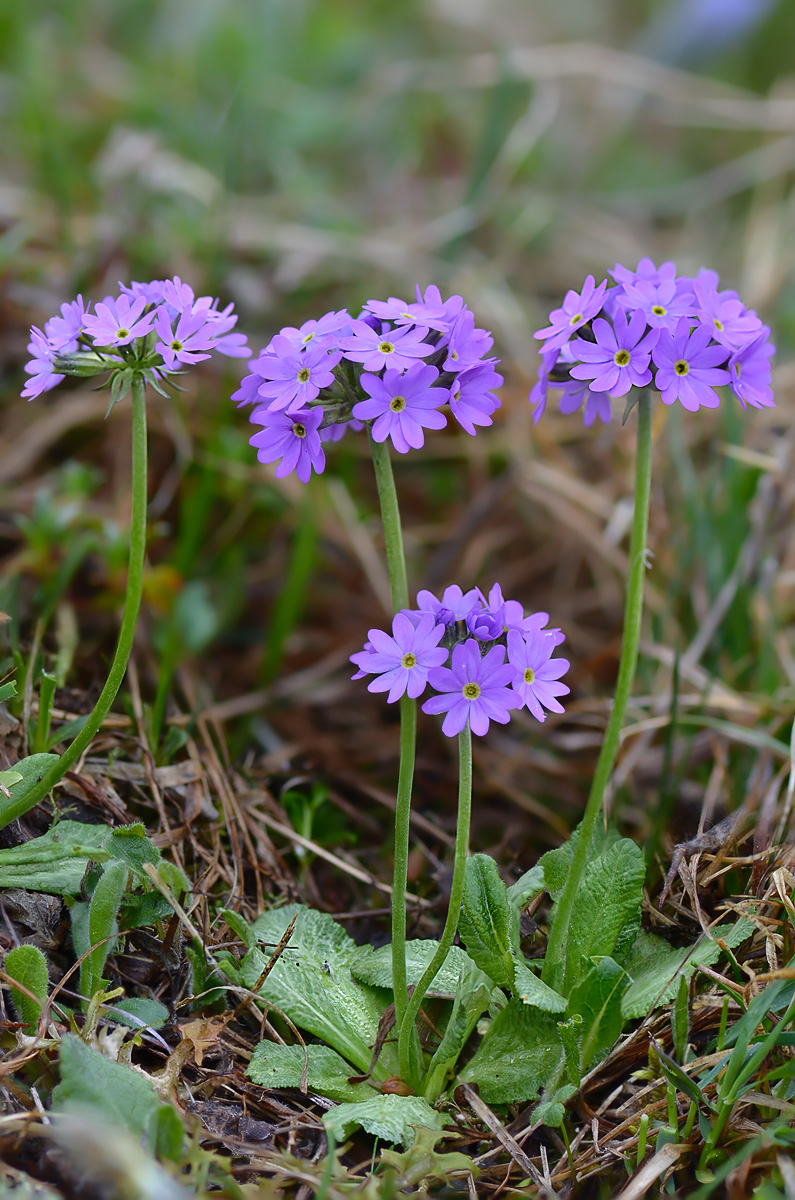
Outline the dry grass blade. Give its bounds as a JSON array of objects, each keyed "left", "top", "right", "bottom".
[{"left": 615, "top": 1142, "right": 687, "bottom": 1200}]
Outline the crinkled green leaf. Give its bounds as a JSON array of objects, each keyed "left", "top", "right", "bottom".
[
  {"left": 247, "top": 1042, "right": 377, "bottom": 1104},
  {"left": 350, "top": 940, "right": 480, "bottom": 998},
  {"left": 5, "top": 945, "right": 49, "bottom": 1033},
  {"left": 621, "top": 921, "right": 754, "bottom": 1020},
  {"left": 228, "top": 904, "right": 397, "bottom": 1079},
  {"left": 458, "top": 999, "right": 564, "bottom": 1104},
  {"left": 0, "top": 820, "right": 166, "bottom": 895},
  {"left": 458, "top": 853, "right": 515, "bottom": 990},
  {"left": 562, "top": 838, "right": 645, "bottom": 991},
  {"left": 52, "top": 1033, "right": 182, "bottom": 1157},
  {"left": 540, "top": 822, "right": 622, "bottom": 903},
  {"left": 513, "top": 958, "right": 568, "bottom": 1013},
  {"left": 323, "top": 1094, "right": 445, "bottom": 1148},
  {"left": 506, "top": 863, "right": 545, "bottom": 910},
  {"left": 81, "top": 860, "right": 129, "bottom": 1005},
  {"left": 381, "top": 1126, "right": 478, "bottom": 1184},
  {"left": 568, "top": 956, "right": 629, "bottom": 1073}
]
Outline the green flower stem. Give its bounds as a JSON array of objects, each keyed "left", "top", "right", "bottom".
[
  {"left": 367, "top": 432, "right": 417, "bottom": 1070},
  {"left": 7, "top": 376, "right": 148, "bottom": 819},
  {"left": 399, "top": 724, "right": 472, "bottom": 1090},
  {"left": 542, "top": 391, "right": 653, "bottom": 993}
]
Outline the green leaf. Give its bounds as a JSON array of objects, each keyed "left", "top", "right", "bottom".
[
  {"left": 380, "top": 1126, "right": 478, "bottom": 1187},
  {"left": 227, "top": 904, "right": 397, "bottom": 1079},
  {"left": 533, "top": 1084, "right": 577, "bottom": 1128},
  {"left": 513, "top": 959, "right": 568, "bottom": 1013},
  {"left": 672, "top": 973, "right": 689, "bottom": 1062},
  {"left": 506, "top": 863, "right": 545, "bottom": 910},
  {"left": 568, "top": 956, "right": 629, "bottom": 1073},
  {"left": 5, "top": 945, "right": 49, "bottom": 1033},
  {"left": 80, "top": 861, "right": 129, "bottom": 1006},
  {"left": 458, "top": 999, "right": 564, "bottom": 1104},
  {"left": 247, "top": 1042, "right": 377, "bottom": 1104},
  {"left": 424, "top": 961, "right": 493, "bottom": 1101},
  {"left": 540, "top": 822, "right": 622, "bottom": 903},
  {"left": 350, "top": 939, "right": 481, "bottom": 998},
  {"left": 323, "top": 1094, "right": 445, "bottom": 1148},
  {"left": 0, "top": 820, "right": 110, "bottom": 893},
  {"left": 0, "top": 680, "right": 17, "bottom": 703},
  {"left": 458, "top": 853, "right": 515, "bottom": 990},
  {"left": 106, "top": 997, "right": 170, "bottom": 1030},
  {"left": 556, "top": 1013, "right": 583, "bottom": 1085},
  {"left": 621, "top": 921, "right": 754, "bottom": 1020},
  {"left": 657, "top": 1045, "right": 714, "bottom": 1113},
  {"left": 562, "top": 838, "right": 645, "bottom": 991},
  {"left": 0, "top": 754, "right": 61, "bottom": 829},
  {"left": 52, "top": 1033, "right": 182, "bottom": 1155}
]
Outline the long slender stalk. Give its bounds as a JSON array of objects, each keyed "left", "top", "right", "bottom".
[
  {"left": 399, "top": 724, "right": 472, "bottom": 1089},
  {"left": 2, "top": 377, "right": 148, "bottom": 825},
  {"left": 367, "top": 432, "right": 417, "bottom": 1065},
  {"left": 542, "top": 392, "right": 653, "bottom": 993}
]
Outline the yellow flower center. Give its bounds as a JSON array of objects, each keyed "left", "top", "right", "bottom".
[
  {"left": 170, "top": 340, "right": 183, "bottom": 351},
  {"left": 651, "top": 305, "right": 667, "bottom": 317},
  {"left": 714, "top": 318, "right": 724, "bottom": 332},
  {"left": 614, "top": 349, "right": 631, "bottom": 367},
  {"left": 379, "top": 341, "right": 395, "bottom": 355},
  {"left": 569, "top": 312, "right": 583, "bottom": 326},
  {"left": 292, "top": 423, "right": 307, "bottom": 438},
  {"left": 302, "top": 332, "right": 315, "bottom": 343},
  {"left": 390, "top": 395, "right": 406, "bottom": 412},
  {"left": 463, "top": 682, "right": 480, "bottom": 700},
  {"left": 117, "top": 327, "right": 129, "bottom": 338},
  {"left": 297, "top": 367, "right": 311, "bottom": 383},
  {"left": 524, "top": 667, "right": 535, "bottom": 684},
  {"left": 674, "top": 360, "right": 689, "bottom": 377},
  {"left": 401, "top": 652, "right": 417, "bottom": 668}
]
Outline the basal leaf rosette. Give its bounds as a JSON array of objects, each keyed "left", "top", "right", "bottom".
[
  {"left": 236, "top": 287, "right": 503, "bottom": 483},
  {"left": 351, "top": 583, "right": 570, "bottom": 737},
  {"left": 530, "top": 259, "right": 775, "bottom": 424}
]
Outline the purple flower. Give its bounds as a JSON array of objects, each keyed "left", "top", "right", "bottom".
[
  {"left": 558, "top": 376, "right": 613, "bottom": 425},
  {"left": 506, "top": 630, "right": 570, "bottom": 722},
  {"left": 45, "top": 296, "right": 88, "bottom": 351},
  {"left": 442, "top": 310, "right": 494, "bottom": 371},
  {"left": 610, "top": 258, "right": 677, "bottom": 289},
  {"left": 22, "top": 327, "right": 66, "bottom": 400},
  {"left": 569, "top": 308, "right": 659, "bottom": 397},
  {"left": 280, "top": 310, "right": 352, "bottom": 351},
  {"left": 652, "top": 318, "right": 731, "bottom": 411},
  {"left": 338, "top": 320, "right": 434, "bottom": 372},
  {"left": 529, "top": 348, "right": 558, "bottom": 424},
  {"left": 415, "top": 284, "right": 465, "bottom": 328},
  {"left": 350, "top": 612, "right": 448, "bottom": 703},
  {"left": 154, "top": 307, "right": 214, "bottom": 369},
  {"left": 693, "top": 277, "right": 763, "bottom": 350},
  {"left": 616, "top": 278, "right": 695, "bottom": 331},
  {"left": 449, "top": 364, "right": 502, "bottom": 434},
  {"left": 534, "top": 275, "right": 608, "bottom": 355},
  {"left": 728, "top": 332, "right": 775, "bottom": 409},
  {"left": 255, "top": 335, "right": 342, "bottom": 412},
  {"left": 363, "top": 296, "right": 449, "bottom": 333},
  {"left": 422, "top": 640, "right": 519, "bottom": 737},
  {"left": 352, "top": 364, "right": 447, "bottom": 453},
  {"left": 249, "top": 405, "right": 325, "bottom": 483},
  {"left": 162, "top": 275, "right": 196, "bottom": 313},
  {"left": 82, "top": 295, "right": 155, "bottom": 347},
  {"left": 415, "top": 585, "right": 481, "bottom": 626}
]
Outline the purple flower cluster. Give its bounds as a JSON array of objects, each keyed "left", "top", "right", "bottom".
[
  {"left": 530, "top": 260, "right": 775, "bottom": 424},
  {"left": 351, "top": 583, "right": 570, "bottom": 737},
  {"left": 22, "top": 277, "right": 249, "bottom": 401},
  {"left": 237, "top": 287, "right": 502, "bottom": 484}
]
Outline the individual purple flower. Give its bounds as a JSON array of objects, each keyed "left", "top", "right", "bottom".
[
  {"left": 415, "top": 585, "right": 481, "bottom": 626},
  {"left": 610, "top": 257, "right": 677, "bottom": 289},
  {"left": 442, "top": 310, "right": 494, "bottom": 371},
  {"left": 162, "top": 275, "right": 196, "bottom": 313},
  {"left": 255, "top": 335, "right": 342, "bottom": 412},
  {"left": 728, "top": 332, "right": 775, "bottom": 409},
  {"left": 153, "top": 307, "right": 215, "bottom": 369},
  {"left": 530, "top": 348, "right": 558, "bottom": 424},
  {"left": 352, "top": 364, "right": 447, "bottom": 453},
  {"left": 616, "top": 278, "right": 695, "bottom": 331},
  {"left": 414, "top": 284, "right": 465, "bottom": 328},
  {"left": 422, "top": 640, "right": 519, "bottom": 737},
  {"left": 534, "top": 275, "right": 608, "bottom": 355},
  {"left": 231, "top": 369, "right": 265, "bottom": 408},
  {"left": 569, "top": 308, "right": 659, "bottom": 397},
  {"left": 363, "top": 296, "right": 449, "bottom": 333},
  {"left": 249, "top": 405, "right": 325, "bottom": 483},
  {"left": 693, "top": 277, "right": 763, "bottom": 350},
  {"left": 349, "top": 612, "right": 448, "bottom": 703},
  {"left": 448, "top": 364, "right": 502, "bottom": 434},
  {"left": 119, "top": 280, "right": 168, "bottom": 306},
  {"left": 82, "top": 295, "right": 155, "bottom": 347},
  {"left": 506, "top": 630, "right": 570, "bottom": 722},
  {"left": 22, "top": 327, "right": 66, "bottom": 400},
  {"left": 193, "top": 299, "right": 251, "bottom": 358},
  {"left": 45, "top": 296, "right": 88, "bottom": 350},
  {"left": 558, "top": 376, "right": 613, "bottom": 425},
  {"left": 338, "top": 320, "right": 435, "bottom": 372},
  {"left": 280, "top": 310, "right": 352, "bottom": 351},
  {"left": 652, "top": 318, "right": 731, "bottom": 411}
]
